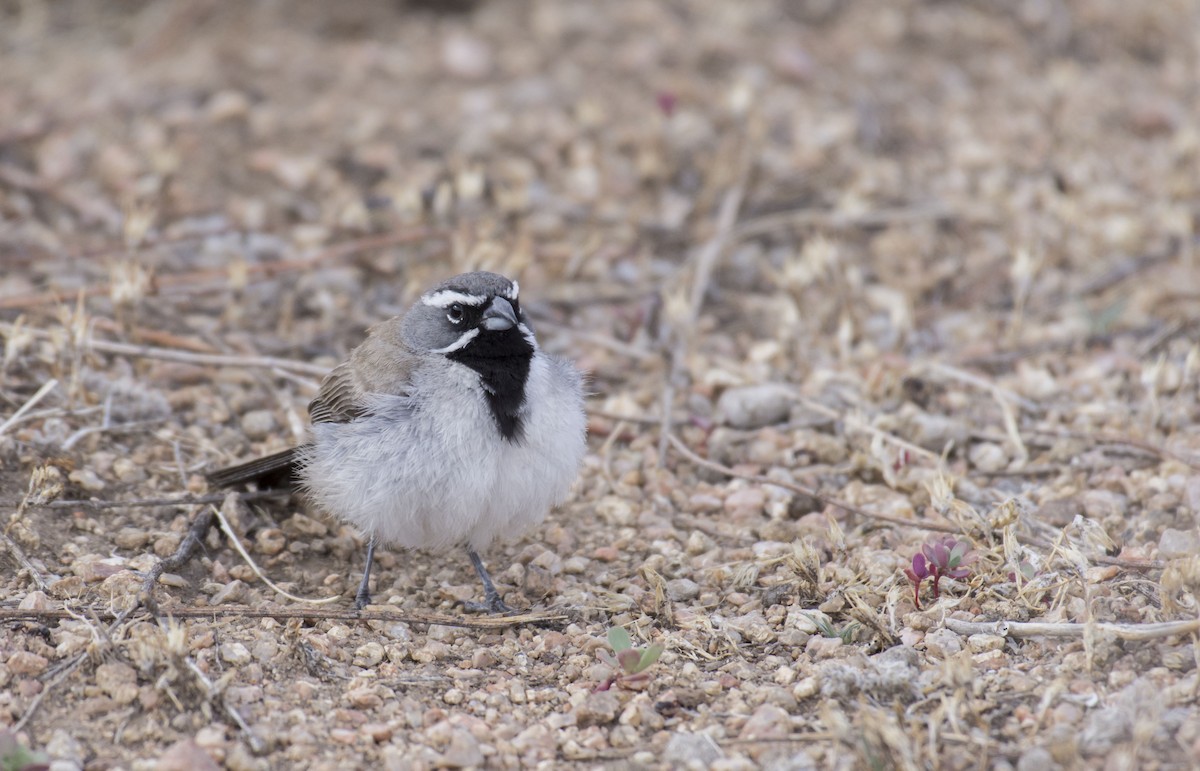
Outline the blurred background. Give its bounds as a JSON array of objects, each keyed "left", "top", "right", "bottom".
[{"left": 2, "top": 0, "right": 1194, "bottom": 374}]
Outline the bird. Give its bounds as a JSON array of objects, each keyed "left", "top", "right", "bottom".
[{"left": 207, "top": 271, "right": 588, "bottom": 612}]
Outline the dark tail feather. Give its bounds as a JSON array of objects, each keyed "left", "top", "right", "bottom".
[{"left": 207, "top": 447, "right": 302, "bottom": 490}]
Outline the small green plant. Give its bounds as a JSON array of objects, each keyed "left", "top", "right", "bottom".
[
  {"left": 903, "top": 536, "right": 977, "bottom": 609},
  {"left": 806, "top": 613, "right": 860, "bottom": 644},
  {"left": 595, "top": 626, "right": 664, "bottom": 692},
  {"left": 0, "top": 730, "right": 49, "bottom": 771}
]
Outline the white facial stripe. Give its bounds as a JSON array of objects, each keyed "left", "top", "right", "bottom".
[
  {"left": 422, "top": 290, "right": 488, "bottom": 309},
  {"left": 430, "top": 328, "right": 479, "bottom": 354},
  {"left": 517, "top": 322, "right": 538, "bottom": 348},
  {"left": 504, "top": 281, "right": 520, "bottom": 301}
]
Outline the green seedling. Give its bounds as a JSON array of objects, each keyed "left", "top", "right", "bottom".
[
  {"left": 595, "top": 626, "right": 664, "bottom": 692},
  {"left": 0, "top": 730, "right": 49, "bottom": 771},
  {"left": 806, "top": 613, "right": 860, "bottom": 644}
]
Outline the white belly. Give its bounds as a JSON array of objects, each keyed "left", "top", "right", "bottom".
[{"left": 298, "top": 355, "right": 586, "bottom": 553}]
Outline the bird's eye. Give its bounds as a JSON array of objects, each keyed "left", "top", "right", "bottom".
[{"left": 446, "top": 304, "right": 465, "bottom": 324}]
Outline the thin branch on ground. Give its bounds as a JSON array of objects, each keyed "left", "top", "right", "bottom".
[
  {"left": 0, "top": 489, "right": 289, "bottom": 511},
  {"left": 1029, "top": 428, "right": 1200, "bottom": 472},
  {"left": 0, "top": 530, "right": 49, "bottom": 593},
  {"left": 0, "top": 228, "right": 444, "bottom": 311},
  {"left": 788, "top": 392, "right": 941, "bottom": 463},
  {"left": 61, "top": 418, "right": 167, "bottom": 451},
  {"left": 553, "top": 327, "right": 660, "bottom": 362},
  {"left": 0, "top": 322, "right": 328, "bottom": 376},
  {"left": 944, "top": 616, "right": 1200, "bottom": 641},
  {"left": 665, "top": 432, "right": 961, "bottom": 534},
  {"left": 91, "top": 317, "right": 220, "bottom": 353},
  {"left": 687, "top": 184, "right": 747, "bottom": 324},
  {"left": 658, "top": 172, "right": 749, "bottom": 469},
  {"left": 924, "top": 362, "right": 1041, "bottom": 413},
  {"left": 667, "top": 433, "right": 1164, "bottom": 572},
  {"left": 586, "top": 408, "right": 670, "bottom": 426},
  {"left": 0, "top": 604, "right": 570, "bottom": 630},
  {"left": 86, "top": 337, "right": 330, "bottom": 376},
  {"left": 139, "top": 506, "right": 215, "bottom": 615},
  {"left": 731, "top": 201, "right": 985, "bottom": 243}
]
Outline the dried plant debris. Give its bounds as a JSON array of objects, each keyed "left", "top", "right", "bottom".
[{"left": 2, "top": 1, "right": 1199, "bottom": 768}]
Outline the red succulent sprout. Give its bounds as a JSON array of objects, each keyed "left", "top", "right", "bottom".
[{"left": 903, "top": 536, "right": 977, "bottom": 609}]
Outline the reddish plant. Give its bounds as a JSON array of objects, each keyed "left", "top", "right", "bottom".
[{"left": 904, "top": 536, "right": 977, "bottom": 609}]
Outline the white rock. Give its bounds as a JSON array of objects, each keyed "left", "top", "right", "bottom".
[
  {"left": 1158, "top": 528, "right": 1200, "bottom": 560},
  {"left": 716, "top": 384, "right": 793, "bottom": 429},
  {"left": 666, "top": 578, "right": 700, "bottom": 602},
  {"left": 68, "top": 468, "right": 105, "bottom": 492},
  {"left": 664, "top": 732, "right": 724, "bottom": 766},
  {"left": 219, "top": 642, "right": 252, "bottom": 666},
  {"left": 240, "top": 410, "right": 276, "bottom": 441}
]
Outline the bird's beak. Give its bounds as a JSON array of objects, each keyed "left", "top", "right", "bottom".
[{"left": 480, "top": 297, "right": 517, "bottom": 331}]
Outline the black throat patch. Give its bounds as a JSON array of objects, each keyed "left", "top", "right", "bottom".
[{"left": 447, "top": 327, "right": 533, "bottom": 442}]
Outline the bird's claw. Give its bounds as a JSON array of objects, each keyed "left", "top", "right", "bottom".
[{"left": 462, "top": 592, "right": 514, "bottom": 614}]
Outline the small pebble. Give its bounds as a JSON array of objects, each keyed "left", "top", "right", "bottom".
[
  {"left": 95, "top": 661, "right": 138, "bottom": 705},
  {"left": 7, "top": 651, "right": 49, "bottom": 676},
  {"left": 440, "top": 729, "right": 484, "bottom": 768},
  {"left": 573, "top": 691, "right": 620, "bottom": 727},
  {"left": 663, "top": 731, "right": 724, "bottom": 766},
  {"left": 724, "top": 487, "right": 766, "bottom": 518},
  {"left": 716, "top": 384, "right": 792, "bottom": 429},
  {"left": 666, "top": 578, "right": 700, "bottom": 602},
  {"left": 68, "top": 468, "right": 105, "bottom": 492},
  {"left": 354, "top": 642, "right": 385, "bottom": 668},
  {"left": 739, "top": 703, "right": 790, "bottom": 739},
  {"left": 220, "top": 642, "right": 252, "bottom": 666},
  {"left": 241, "top": 410, "right": 277, "bottom": 441},
  {"left": 1159, "top": 528, "right": 1200, "bottom": 560},
  {"left": 209, "top": 580, "right": 246, "bottom": 606}
]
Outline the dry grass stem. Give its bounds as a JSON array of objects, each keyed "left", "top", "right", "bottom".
[
  {"left": 0, "top": 378, "right": 59, "bottom": 437},
  {"left": 211, "top": 497, "right": 342, "bottom": 605}
]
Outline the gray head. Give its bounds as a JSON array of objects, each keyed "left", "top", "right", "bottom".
[
  {"left": 403, "top": 271, "right": 536, "bottom": 440},
  {"left": 401, "top": 271, "right": 531, "bottom": 354}
]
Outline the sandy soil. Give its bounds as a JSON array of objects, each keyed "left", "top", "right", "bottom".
[{"left": 1, "top": 1, "right": 1199, "bottom": 768}]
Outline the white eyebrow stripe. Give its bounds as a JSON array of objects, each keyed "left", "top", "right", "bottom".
[
  {"left": 430, "top": 328, "right": 479, "bottom": 354},
  {"left": 504, "top": 281, "right": 520, "bottom": 300},
  {"left": 422, "top": 290, "right": 488, "bottom": 309}
]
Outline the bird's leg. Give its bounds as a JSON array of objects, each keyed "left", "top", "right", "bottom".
[
  {"left": 463, "top": 549, "right": 514, "bottom": 614},
  {"left": 354, "top": 535, "right": 377, "bottom": 610}
]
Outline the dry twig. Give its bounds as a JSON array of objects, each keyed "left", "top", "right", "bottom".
[
  {"left": 665, "top": 432, "right": 961, "bottom": 534},
  {"left": 944, "top": 616, "right": 1200, "bottom": 641},
  {"left": 0, "top": 604, "right": 569, "bottom": 630},
  {"left": 0, "top": 228, "right": 443, "bottom": 311},
  {"left": 0, "top": 378, "right": 59, "bottom": 438},
  {"left": 139, "top": 506, "right": 215, "bottom": 614},
  {"left": 0, "top": 490, "right": 288, "bottom": 511}
]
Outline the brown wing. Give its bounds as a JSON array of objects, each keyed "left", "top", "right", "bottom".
[
  {"left": 308, "top": 317, "right": 417, "bottom": 424},
  {"left": 308, "top": 362, "right": 366, "bottom": 424}
]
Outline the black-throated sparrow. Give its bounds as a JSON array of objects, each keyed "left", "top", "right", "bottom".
[{"left": 208, "top": 271, "right": 588, "bottom": 612}]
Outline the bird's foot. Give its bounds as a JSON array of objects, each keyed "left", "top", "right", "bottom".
[
  {"left": 462, "top": 590, "right": 514, "bottom": 614},
  {"left": 354, "top": 589, "right": 372, "bottom": 610}
]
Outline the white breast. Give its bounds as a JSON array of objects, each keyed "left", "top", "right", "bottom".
[{"left": 298, "top": 352, "right": 587, "bottom": 553}]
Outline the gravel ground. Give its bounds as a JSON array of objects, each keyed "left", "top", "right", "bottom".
[{"left": 2, "top": 1, "right": 1199, "bottom": 769}]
